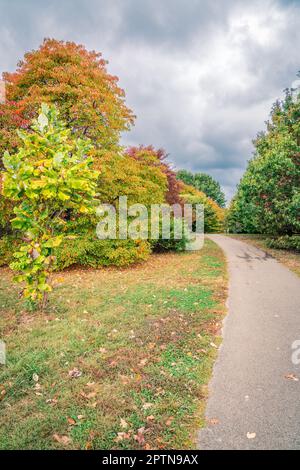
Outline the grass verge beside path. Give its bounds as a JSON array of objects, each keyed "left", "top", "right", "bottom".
[
  {"left": 0, "top": 239, "right": 227, "bottom": 450},
  {"left": 228, "top": 234, "right": 300, "bottom": 278}
]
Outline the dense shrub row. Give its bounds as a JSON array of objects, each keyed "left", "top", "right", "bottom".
[{"left": 265, "top": 235, "right": 300, "bottom": 253}]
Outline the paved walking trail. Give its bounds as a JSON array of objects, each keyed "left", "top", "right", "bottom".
[{"left": 198, "top": 235, "right": 300, "bottom": 450}]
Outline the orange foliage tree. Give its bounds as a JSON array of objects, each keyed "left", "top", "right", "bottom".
[{"left": 0, "top": 38, "right": 135, "bottom": 167}]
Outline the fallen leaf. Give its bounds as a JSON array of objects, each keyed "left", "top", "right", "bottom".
[
  {"left": 139, "top": 358, "right": 148, "bottom": 367},
  {"left": 119, "top": 375, "right": 130, "bottom": 385},
  {"left": 67, "top": 417, "right": 76, "bottom": 426},
  {"left": 120, "top": 418, "right": 128, "bottom": 429},
  {"left": 68, "top": 368, "right": 82, "bottom": 379},
  {"left": 198, "top": 348, "right": 207, "bottom": 354},
  {"left": 89, "top": 401, "right": 98, "bottom": 408},
  {"left": 284, "top": 373, "right": 299, "bottom": 382},
  {"left": 142, "top": 402, "right": 152, "bottom": 410},
  {"left": 246, "top": 432, "right": 256, "bottom": 439},
  {"left": 109, "top": 360, "right": 118, "bottom": 368},
  {"left": 77, "top": 415, "right": 84, "bottom": 420},
  {"left": 53, "top": 434, "right": 72, "bottom": 446},
  {"left": 114, "top": 432, "right": 131, "bottom": 442},
  {"left": 165, "top": 417, "right": 174, "bottom": 427},
  {"left": 207, "top": 418, "right": 219, "bottom": 426},
  {"left": 146, "top": 415, "right": 155, "bottom": 422},
  {"left": 86, "top": 382, "right": 95, "bottom": 387},
  {"left": 134, "top": 427, "right": 146, "bottom": 445},
  {"left": 80, "top": 391, "right": 97, "bottom": 400},
  {"left": 46, "top": 398, "right": 58, "bottom": 405}
]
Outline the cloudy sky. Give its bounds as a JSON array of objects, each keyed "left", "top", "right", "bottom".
[{"left": 1, "top": 0, "right": 299, "bottom": 201}]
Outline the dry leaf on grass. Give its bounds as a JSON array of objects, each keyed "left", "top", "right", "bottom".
[
  {"left": 134, "top": 427, "right": 146, "bottom": 445},
  {"left": 146, "top": 415, "right": 155, "bottom": 422},
  {"left": 53, "top": 434, "right": 72, "bottom": 446},
  {"left": 46, "top": 398, "right": 58, "bottom": 405},
  {"left": 165, "top": 417, "right": 174, "bottom": 426},
  {"left": 67, "top": 417, "right": 76, "bottom": 426},
  {"left": 139, "top": 358, "right": 148, "bottom": 367},
  {"left": 68, "top": 368, "right": 82, "bottom": 378},
  {"left": 142, "top": 402, "right": 152, "bottom": 410},
  {"left": 114, "top": 432, "right": 131, "bottom": 442},
  {"left": 120, "top": 418, "right": 129, "bottom": 429},
  {"left": 80, "top": 391, "right": 97, "bottom": 400}
]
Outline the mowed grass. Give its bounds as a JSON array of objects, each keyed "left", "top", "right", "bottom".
[
  {"left": 0, "top": 239, "right": 227, "bottom": 450},
  {"left": 228, "top": 234, "right": 300, "bottom": 278}
]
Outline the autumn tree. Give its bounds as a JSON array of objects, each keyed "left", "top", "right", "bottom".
[
  {"left": 0, "top": 38, "right": 135, "bottom": 168},
  {"left": 227, "top": 83, "right": 300, "bottom": 236},
  {"left": 177, "top": 170, "right": 226, "bottom": 207},
  {"left": 96, "top": 151, "right": 168, "bottom": 207},
  {"left": 126, "top": 145, "right": 183, "bottom": 205},
  {"left": 180, "top": 183, "right": 224, "bottom": 233}
]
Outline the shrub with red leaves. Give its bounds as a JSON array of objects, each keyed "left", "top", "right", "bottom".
[{"left": 126, "top": 145, "right": 183, "bottom": 205}]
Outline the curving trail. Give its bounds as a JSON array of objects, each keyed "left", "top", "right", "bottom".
[{"left": 198, "top": 235, "right": 300, "bottom": 450}]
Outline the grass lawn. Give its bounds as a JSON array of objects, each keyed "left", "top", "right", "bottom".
[
  {"left": 0, "top": 238, "right": 227, "bottom": 450},
  {"left": 227, "top": 234, "right": 300, "bottom": 278}
]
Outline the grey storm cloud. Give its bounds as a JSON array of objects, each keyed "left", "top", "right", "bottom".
[{"left": 0, "top": 0, "right": 300, "bottom": 201}]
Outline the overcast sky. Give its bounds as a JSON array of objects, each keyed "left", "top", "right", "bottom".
[{"left": 1, "top": 0, "right": 299, "bottom": 201}]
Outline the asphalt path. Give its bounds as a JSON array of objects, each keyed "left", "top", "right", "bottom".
[{"left": 198, "top": 235, "right": 300, "bottom": 450}]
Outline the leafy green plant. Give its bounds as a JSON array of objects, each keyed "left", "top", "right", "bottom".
[
  {"left": 177, "top": 170, "right": 226, "bottom": 207},
  {"left": 1, "top": 104, "right": 99, "bottom": 307},
  {"left": 0, "top": 235, "right": 18, "bottom": 266},
  {"left": 227, "top": 82, "right": 300, "bottom": 236},
  {"left": 54, "top": 236, "right": 151, "bottom": 269},
  {"left": 266, "top": 235, "right": 300, "bottom": 252}
]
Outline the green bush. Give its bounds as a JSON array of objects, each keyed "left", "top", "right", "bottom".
[
  {"left": 266, "top": 235, "right": 300, "bottom": 253},
  {"left": 227, "top": 85, "right": 300, "bottom": 236},
  {"left": 54, "top": 236, "right": 152, "bottom": 269},
  {"left": 0, "top": 236, "right": 18, "bottom": 266},
  {"left": 0, "top": 234, "right": 152, "bottom": 269}
]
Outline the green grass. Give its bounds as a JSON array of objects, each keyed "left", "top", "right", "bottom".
[
  {"left": 0, "top": 239, "right": 227, "bottom": 450},
  {"left": 228, "top": 234, "right": 300, "bottom": 278}
]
